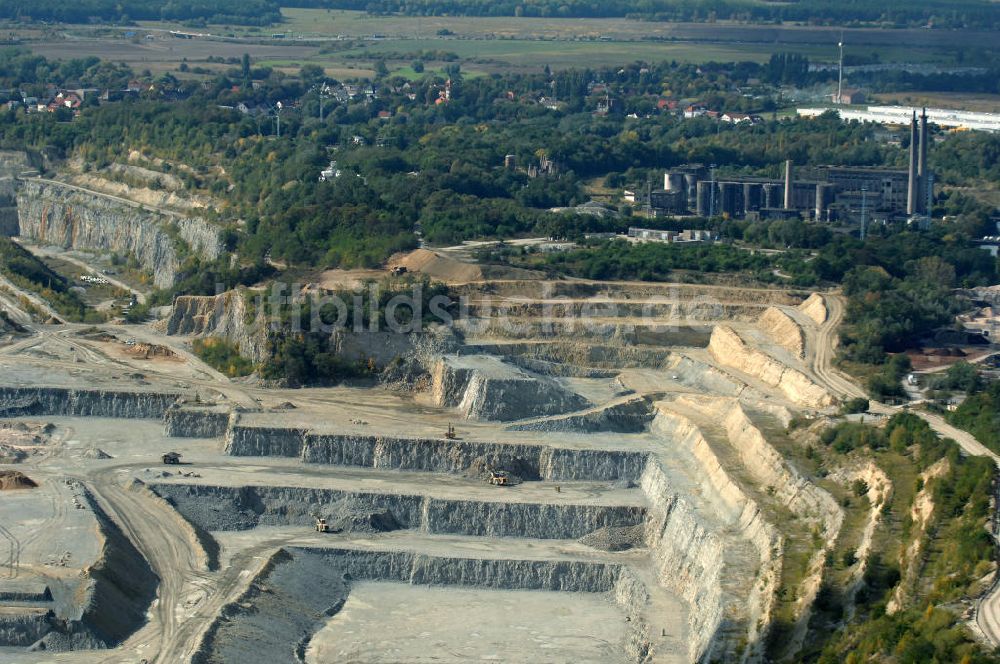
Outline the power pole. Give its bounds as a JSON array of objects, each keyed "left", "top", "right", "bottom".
[
  {"left": 318, "top": 82, "right": 330, "bottom": 121},
  {"left": 274, "top": 101, "right": 283, "bottom": 138}
]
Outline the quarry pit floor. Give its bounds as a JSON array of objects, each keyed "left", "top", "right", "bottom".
[{"left": 0, "top": 275, "right": 858, "bottom": 663}]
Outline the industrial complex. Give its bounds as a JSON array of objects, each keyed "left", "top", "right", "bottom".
[{"left": 630, "top": 110, "right": 934, "bottom": 225}]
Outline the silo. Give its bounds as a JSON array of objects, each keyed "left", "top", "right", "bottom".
[
  {"left": 696, "top": 181, "right": 714, "bottom": 217},
  {"left": 743, "top": 183, "right": 764, "bottom": 215},
  {"left": 664, "top": 172, "right": 685, "bottom": 192},
  {"left": 815, "top": 183, "right": 834, "bottom": 221}
]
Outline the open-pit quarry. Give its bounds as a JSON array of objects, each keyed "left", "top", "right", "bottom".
[
  {"left": 0, "top": 228, "right": 873, "bottom": 664},
  {"left": 0, "top": 155, "right": 899, "bottom": 664}
]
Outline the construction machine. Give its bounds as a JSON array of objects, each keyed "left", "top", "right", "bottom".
[
  {"left": 488, "top": 470, "right": 510, "bottom": 486},
  {"left": 315, "top": 518, "right": 331, "bottom": 533},
  {"left": 162, "top": 452, "right": 182, "bottom": 465},
  {"left": 445, "top": 423, "right": 457, "bottom": 440}
]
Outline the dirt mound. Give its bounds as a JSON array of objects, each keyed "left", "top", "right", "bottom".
[
  {"left": 579, "top": 525, "right": 645, "bottom": 552},
  {"left": 392, "top": 248, "right": 484, "bottom": 282},
  {"left": 0, "top": 308, "right": 26, "bottom": 334},
  {"left": 0, "top": 421, "right": 53, "bottom": 447},
  {"left": 390, "top": 249, "right": 542, "bottom": 283},
  {"left": 82, "top": 448, "right": 113, "bottom": 460},
  {"left": 798, "top": 293, "right": 827, "bottom": 325},
  {"left": 0, "top": 443, "right": 27, "bottom": 463},
  {"left": 0, "top": 470, "right": 38, "bottom": 490}
]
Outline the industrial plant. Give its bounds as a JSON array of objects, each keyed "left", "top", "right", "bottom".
[{"left": 632, "top": 110, "right": 934, "bottom": 225}]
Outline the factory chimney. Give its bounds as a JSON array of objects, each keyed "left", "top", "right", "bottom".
[
  {"left": 906, "top": 111, "right": 918, "bottom": 217},
  {"left": 918, "top": 107, "right": 929, "bottom": 214},
  {"left": 837, "top": 35, "right": 844, "bottom": 104},
  {"left": 784, "top": 159, "right": 793, "bottom": 209}
]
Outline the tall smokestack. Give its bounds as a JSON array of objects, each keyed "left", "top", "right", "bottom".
[
  {"left": 918, "top": 107, "right": 929, "bottom": 214},
  {"left": 784, "top": 159, "right": 793, "bottom": 209},
  {"left": 907, "top": 111, "right": 918, "bottom": 217},
  {"left": 837, "top": 35, "right": 844, "bottom": 104}
]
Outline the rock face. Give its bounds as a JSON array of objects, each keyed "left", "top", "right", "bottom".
[
  {"left": 643, "top": 411, "right": 781, "bottom": 664},
  {"left": 0, "top": 612, "right": 51, "bottom": 647},
  {"left": 758, "top": 307, "right": 806, "bottom": 359},
  {"left": 506, "top": 396, "right": 654, "bottom": 434},
  {"left": 16, "top": 179, "right": 222, "bottom": 288},
  {"left": 164, "top": 405, "right": 232, "bottom": 438},
  {"left": 224, "top": 424, "right": 649, "bottom": 482},
  {"left": 431, "top": 355, "right": 590, "bottom": 421},
  {"left": 192, "top": 546, "right": 625, "bottom": 664},
  {"left": 798, "top": 293, "right": 827, "bottom": 326},
  {"left": 0, "top": 386, "right": 179, "bottom": 419},
  {"left": 151, "top": 482, "right": 645, "bottom": 540},
  {"left": 161, "top": 290, "right": 271, "bottom": 364},
  {"left": 162, "top": 289, "right": 459, "bottom": 369},
  {"left": 708, "top": 326, "right": 833, "bottom": 408}
]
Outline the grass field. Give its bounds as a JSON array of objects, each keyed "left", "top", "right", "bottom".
[
  {"left": 17, "top": 6, "right": 979, "bottom": 77},
  {"left": 872, "top": 91, "right": 1000, "bottom": 114}
]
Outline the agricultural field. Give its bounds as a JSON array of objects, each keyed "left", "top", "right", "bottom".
[{"left": 9, "top": 6, "right": 981, "bottom": 77}]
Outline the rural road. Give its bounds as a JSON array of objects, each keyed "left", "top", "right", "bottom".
[{"left": 810, "top": 293, "right": 1000, "bottom": 647}]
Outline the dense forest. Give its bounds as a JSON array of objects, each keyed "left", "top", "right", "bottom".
[{"left": 0, "top": 0, "right": 282, "bottom": 24}]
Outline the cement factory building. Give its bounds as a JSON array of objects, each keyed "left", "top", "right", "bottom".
[{"left": 640, "top": 110, "right": 932, "bottom": 223}]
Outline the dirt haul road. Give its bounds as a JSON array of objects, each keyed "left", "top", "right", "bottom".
[{"left": 83, "top": 464, "right": 286, "bottom": 664}]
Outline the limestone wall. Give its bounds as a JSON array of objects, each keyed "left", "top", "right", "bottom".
[
  {"left": 798, "top": 293, "right": 827, "bottom": 326},
  {"left": 0, "top": 386, "right": 179, "bottom": 419},
  {"left": 431, "top": 355, "right": 591, "bottom": 421},
  {"left": 707, "top": 326, "right": 833, "bottom": 408},
  {"left": 645, "top": 409, "right": 781, "bottom": 663},
  {"left": 150, "top": 482, "right": 645, "bottom": 540},
  {"left": 758, "top": 307, "right": 806, "bottom": 359},
  {"left": 226, "top": 426, "right": 648, "bottom": 483},
  {"left": 16, "top": 179, "right": 221, "bottom": 288}
]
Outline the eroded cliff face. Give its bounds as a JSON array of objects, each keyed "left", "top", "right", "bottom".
[
  {"left": 148, "top": 482, "right": 645, "bottom": 540},
  {"left": 645, "top": 410, "right": 781, "bottom": 663},
  {"left": 161, "top": 290, "right": 271, "bottom": 364},
  {"left": 16, "top": 179, "right": 221, "bottom": 288},
  {"left": 431, "top": 355, "right": 591, "bottom": 421},
  {"left": 798, "top": 293, "right": 827, "bottom": 326},
  {"left": 758, "top": 307, "right": 806, "bottom": 360},
  {"left": 708, "top": 326, "right": 833, "bottom": 409}
]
